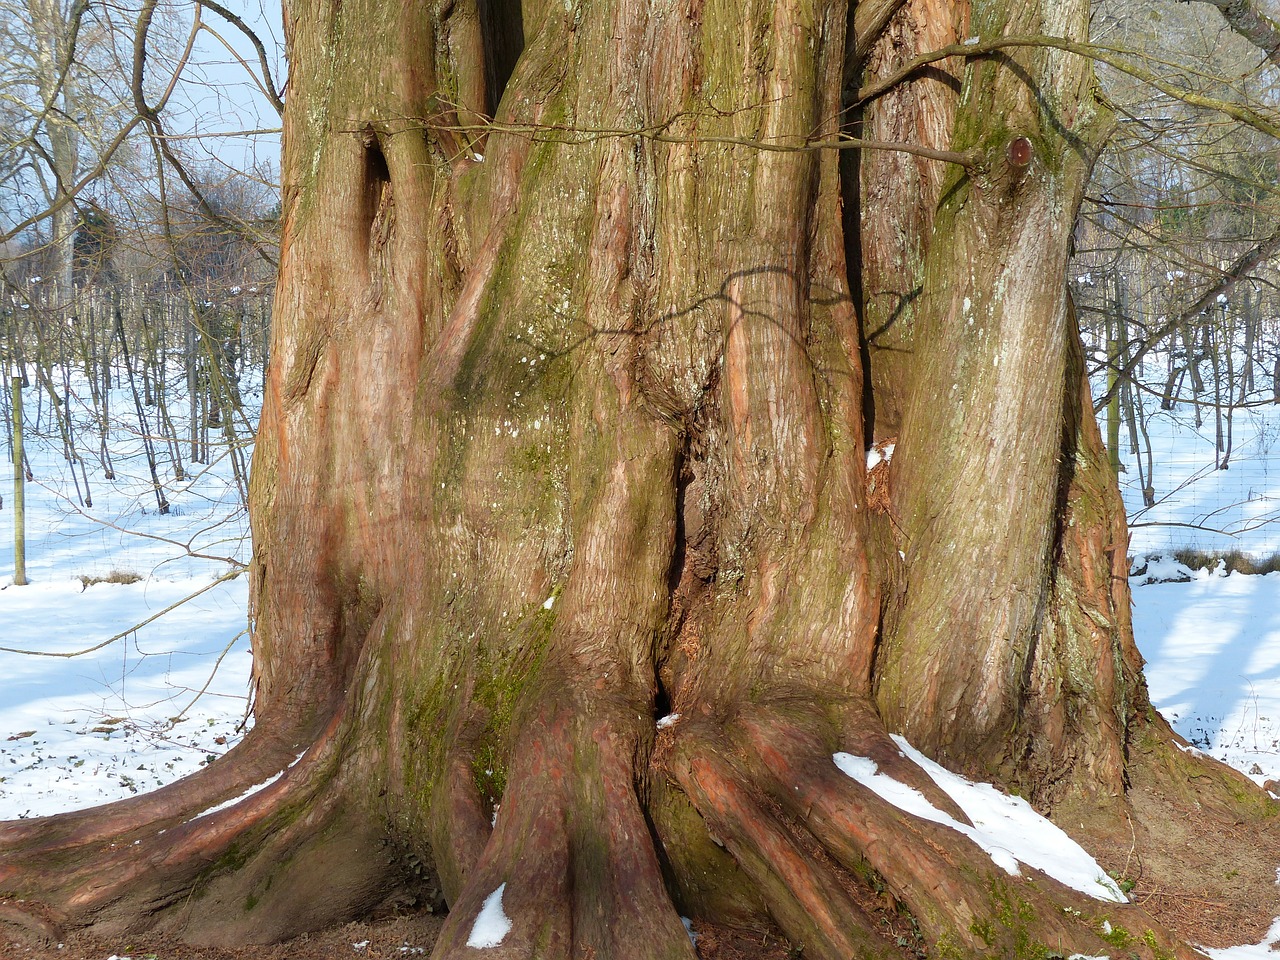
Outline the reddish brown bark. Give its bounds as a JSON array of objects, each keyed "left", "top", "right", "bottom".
[{"left": 2, "top": 0, "right": 1277, "bottom": 957}]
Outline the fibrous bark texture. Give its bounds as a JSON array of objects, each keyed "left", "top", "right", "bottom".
[{"left": 2, "top": 0, "right": 1277, "bottom": 957}]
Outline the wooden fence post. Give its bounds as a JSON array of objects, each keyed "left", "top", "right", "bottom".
[{"left": 12, "top": 366, "right": 27, "bottom": 585}]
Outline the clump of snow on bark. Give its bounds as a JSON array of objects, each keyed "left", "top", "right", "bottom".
[
  {"left": 865, "top": 441, "right": 896, "bottom": 471},
  {"left": 834, "top": 736, "right": 1126, "bottom": 902},
  {"left": 466, "top": 883, "right": 512, "bottom": 948},
  {"left": 189, "top": 770, "right": 284, "bottom": 821},
  {"left": 656, "top": 713, "right": 680, "bottom": 730},
  {"left": 188, "top": 751, "right": 306, "bottom": 821}
]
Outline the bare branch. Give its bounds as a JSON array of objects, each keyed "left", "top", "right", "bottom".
[
  {"left": 195, "top": 0, "right": 285, "bottom": 116},
  {"left": 850, "top": 34, "right": 1280, "bottom": 140},
  {"left": 1177, "top": 0, "right": 1280, "bottom": 69}
]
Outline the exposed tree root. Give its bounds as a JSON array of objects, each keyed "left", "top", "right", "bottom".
[
  {"left": 0, "top": 900, "right": 61, "bottom": 945},
  {"left": 0, "top": 723, "right": 305, "bottom": 856},
  {"left": 673, "top": 740, "right": 892, "bottom": 958},
  {"left": 0, "top": 707, "right": 409, "bottom": 945},
  {"left": 2, "top": 671, "right": 1275, "bottom": 960},
  {"left": 670, "top": 703, "right": 1206, "bottom": 960},
  {"left": 428, "top": 694, "right": 695, "bottom": 960},
  {"left": 428, "top": 745, "right": 494, "bottom": 906}
]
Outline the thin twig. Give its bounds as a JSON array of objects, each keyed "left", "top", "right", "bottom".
[
  {"left": 0, "top": 568, "right": 244, "bottom": 658},
  {"left": 172, "top": 628, "right": 248, "bottom": 722}
]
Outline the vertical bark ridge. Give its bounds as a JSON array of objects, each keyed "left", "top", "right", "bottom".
[
  {"left": 376, "top": 4, "right": 691, "bottom": 945},
  {"left": 1014, "top": 312, "right": 1142, "bottom": 800},
  {"left": 250, "top": 0, "right": 458, "bottom": 728},
  {"left": 856, "top": 0, "right": 967, "bottom": 437},
  {"left": 873, "top": 0, "right": 1115, "bottom": 775},
  {"left": 659, "top": 0, "right": 881, "bottom": 717}
]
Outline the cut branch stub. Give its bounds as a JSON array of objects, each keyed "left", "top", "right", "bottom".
[{"left": 1007, "top": 135, "right": 1033, "bottom": 168}]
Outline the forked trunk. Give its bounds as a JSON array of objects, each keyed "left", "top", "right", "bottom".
[{"left": 2, "top": 0, "right": 1277, "bottom": 957}]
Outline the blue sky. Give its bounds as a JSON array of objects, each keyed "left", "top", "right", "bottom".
[{"left": 170, "top": 0, "right": 285, "bottom": 179}]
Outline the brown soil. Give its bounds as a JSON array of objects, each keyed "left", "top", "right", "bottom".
[
  {"left": 1122, "top": 795, "right": 1280, "bottom": 951},
  {"left": 5, "top": 913, "right": 446, "bottom": 960},
  {"left": 2, "top": 912, "right": 803, "bottom": 960},
  {"left": 1057, "top": 743, "right": 1280, "bottom": 952}
]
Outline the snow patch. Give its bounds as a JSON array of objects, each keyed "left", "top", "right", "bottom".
[
  {"left": 681, "top": 916, "right": 698, "bottom": 945},
  {"left": 1132, "top": 571, "right": 1280, "bottom": 786},
  {"left": 188, "top": 771, "right": 284, "bottom": 820},
  {"left": 1129, "top": 554, "right": 1197, "bottom": 584},
  {"left": 866, "top": 442, "right": 895, "bottom": 471},
  {"left": 1202, "top": 916, "right": 1280, "bottom": 959},
  {"left": 657, "top": 713, "right": 680, "bottom": 730},
  {"left": 834, "top": 738, "right": 1126, "bottom": 902},
  {"left": 0, "top": 362, "right": 257, "bottom": 820},
  {"left": 188, "top": 752, "right": 305, "bottom": 821},
  {"left": 467, "top": 883, "right": 512, "bottom": 948}
]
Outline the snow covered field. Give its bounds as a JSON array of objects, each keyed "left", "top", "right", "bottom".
[
  {"left": 1114, "top": 380, "right": 1280, "bottom": 792},
  {"left": 1119, "top": 392, "right": 1280, "bottom": 558},
  {"left": 3, "top": 362, "right": 1280, "bottom": 953},
  {"left": 0, "top": 368, "right": 255, "bottom": 819}
]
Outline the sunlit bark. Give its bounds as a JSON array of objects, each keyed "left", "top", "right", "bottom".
[{"left": 1, "top": 0, "right": 1276, "bottom": 957}]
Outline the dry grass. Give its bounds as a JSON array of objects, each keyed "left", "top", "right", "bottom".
[
  {"left": 76, "top": 569, "right": 143, "bottom": 589},
  {"left": 1172, "top": 548, "right": 1280, "bottom": 576}
]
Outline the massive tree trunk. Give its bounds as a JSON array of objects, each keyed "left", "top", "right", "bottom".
[{"left": 2, "top": 0, "right": 1277, "bottom": 957}]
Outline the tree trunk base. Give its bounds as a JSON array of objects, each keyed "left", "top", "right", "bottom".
[{"left": 1, "top": 695, "right": 1276, "bottom": 959}]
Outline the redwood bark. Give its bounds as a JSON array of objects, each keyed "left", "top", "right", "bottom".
[{"left": 0, "top": 0, "right": 1276, "bottom": 957}]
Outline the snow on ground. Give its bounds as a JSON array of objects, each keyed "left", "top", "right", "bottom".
[
  {"left": 0, "top": 368, "right": 255, "bottom": 818},
  {"left": 1109, "top": 378, "right": 1280, "bottom": 786},
  {"left": 1131, "top": 564, "right": 1280, "bottom": 787},
  {"left": 1205, "top": 917, "right": 1280, "bottom": 960},
  {"left": 1117, "top": 388, "right": 1280, "bottom": 557}
]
